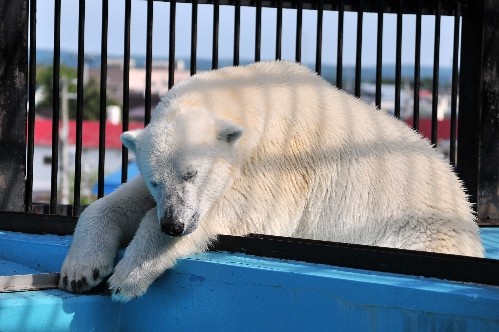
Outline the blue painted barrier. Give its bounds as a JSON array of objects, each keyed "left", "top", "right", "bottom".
[{"left": 1, "top": 231, "right": 499, "bottom": 331}]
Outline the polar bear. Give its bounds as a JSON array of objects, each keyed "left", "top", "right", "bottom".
[{"left": 59, "top": 61, "right": 484, "bottom": 302}]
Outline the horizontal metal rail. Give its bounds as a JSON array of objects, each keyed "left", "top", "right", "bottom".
[
  {"left": 213, "top": 233, "right": 499, "bottom": 287},
  {"left": 0, "top": 210, "right": 497, "bottom": 287},
  {"left": 154, "top": 0, "right": 465, "bottom": 15}
]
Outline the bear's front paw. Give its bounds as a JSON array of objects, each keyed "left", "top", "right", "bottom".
[
  {"left": 59, "top": 254, "right": 115, "bottom": 294},
  {"left": 107, "top": 259, "right": 155, "bottom": 303}
]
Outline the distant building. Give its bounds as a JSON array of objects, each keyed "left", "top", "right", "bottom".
[
  {"left": 32, "top": 118, "right": 143, "bottom": 203},
  {"left": 360, "top": 82, "right": 455, "bottom": 121},
  {"left": 89, "top": 59, "right": 194, "bottom": 121}
]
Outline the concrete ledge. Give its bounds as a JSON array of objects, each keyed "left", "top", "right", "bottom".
[
  {"left": 1, "top": 231, "right": 499, "bottom": 331},
  {"left": 123, "top": 252, "right": 499, "bottom": 331}
]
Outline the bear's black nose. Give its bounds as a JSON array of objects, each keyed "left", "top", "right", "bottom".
[
  {"left": 160, "top": 206, "right": 184, "bottom": 236},
  {"left": 161, "top": 221, "right": 184, "bottom": 236}
]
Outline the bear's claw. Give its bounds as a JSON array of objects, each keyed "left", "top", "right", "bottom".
[
  {"left": 62, "top": 275, "right": 68, "bottom": 288},
  {"left": 105, "top": 258, "right": 154, "bottom": 302},
  {"left": 65, "top": 276, "right": 88, "bottom": 293},
  {"left": 59, "top": 257, "right": 114, "bottom": 294}
]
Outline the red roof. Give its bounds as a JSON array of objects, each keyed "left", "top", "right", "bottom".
[
  {"left": 33, "top": 117, "right": 453, "bottom": 149},
  {"left": 405, "top": 118, "right": 454, "bottom": 141},
  {"left": 34, "top": 118, "right": 144, "bottom": 149}
]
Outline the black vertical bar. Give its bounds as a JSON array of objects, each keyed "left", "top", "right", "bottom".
[
  {"left": 0, "top": 0, "right": 27, "bottom": 211},
  {"left": 458, "top": 0, "right": 499, "bottom": 223},
  {"left": 295, "top": 0, "right": 302, "bottom": 63},
  {"left": 449, "top": 2, "right": 460, "bottom": 166},
  {"left": 212, "top": 0, "right": 219, "bottom": 69},
  {"left": 50, "top": 0, "right": 62, "bottom": 213},
  {"left": 431, "top": 1, "right": 441, "bottom": 146},
  {"left": 97, "top": 0, "right": 108, "bottom": 199},
  {"left": 276, "top": 0, "right": 282, "bottom": 60},
  {"left": 394, "top": 0, "right": 402, "bottom": 119},
  {"left": 145, "top": 0, "right": 153, "bottom": 125},
  {"left": 122, "top": 0, "right": 131, "bottom": 184},
  {"left": 190, "top": 0, "right": 198, "bottom": 75},
  {"left": 413, "top": 1, "right": 422, "bottom": 131},
  {"left": 458, "top": 0, "right": 480, "bottom": 212},
  {"left": 233, "top": 0, "right": 240, "bottom": 66},
  {"left": 315, "top": 0, "right": 323, "bottom": 74},
  {"left": 336, "top": 0, "right": 344, "bottom": 89},
  {"left": 476, "top": 0, "right": 499, "bottom": 223},
  {"left": 375, "top": 0, "right": 383, "bottom": 109},
  {"left": 169, "top": 0, "right": 176, "bottom": 88},
  {"left": 354, "top": 0, "right": 363, "bottom": 97},
  {"left": 26, "top": 0, "right": 37, "bottom": 211},
  {"left": 255, "top": 0, "right": 262, "bottom": 62},
  {"left": 73, "top": 0, "right": 86, "bottom": 216}
]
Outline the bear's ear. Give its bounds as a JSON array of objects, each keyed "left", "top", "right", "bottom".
[
  {"left": 121, "top": 129, "right": 142, "bottom": 153},
  {"left": 217, "top": 122, "right": 243, "bottom": 144}
]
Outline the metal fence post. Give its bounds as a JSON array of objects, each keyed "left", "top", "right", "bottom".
[
  {"left": 458, "top": 0, "right": 499, "bottom": 224},
  {"left": 0, "top": 1, "right": 28, "bottom": 211}
]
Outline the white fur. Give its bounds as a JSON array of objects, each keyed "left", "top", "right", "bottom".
[{"left": 60, "top": 61, "right": 484, "bottom": 302}]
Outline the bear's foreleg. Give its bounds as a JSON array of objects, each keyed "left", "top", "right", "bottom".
[
  {"left": 108, "top": 207, "right": 214, "bottom": 302},
  {"left": 59, "top": 176, "right": 156, "bottom": 293}
]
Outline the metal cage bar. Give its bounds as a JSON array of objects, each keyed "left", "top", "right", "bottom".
[
  {"left": 449, "top": 1, "right": 460, "bottom": 166},
  {"left": 212, "top": 0, "right": 219, "bottom": 69},
  {"left": 315, "top": 0, "right": 323, "bottom": 74},
  {"left": 431, "top": 1, "right": 441, "bottom": 146},
  {"left": 0, "top": 0, "right": 27, "bottom": 212},
  {"left": 255, "top": 0, "right": 262, "bottom": 62},
  {"left": 121, "top": 0, "right": 132, "bottom": 184},
  {"left": 457, "top": 0, "right": 499, "bottom": 223},
  {"left": 394, "top": 0, "right": 402, "bottom": 119},
  {"left": 336, "top": 0, "right": 344, "bottom": 89},
  {"left": 26, "top": 0, "right": 37, "bottom": 211},
  {"left": 191, "top": 0, "right": 198, "bottom": 75},
  {"left": 73, "top": 0, "right": 86, "bottom": 216},
  {"left": 215, "top": 234, "right": 499, "bottom": 287},
  {"left": 50, "top": 0, "right": 62, "bottom": 214},
  {"left": 144, "top": 0, "right": 154, "bottom": 126},
  {"left": 156, "top": 0, "right": 459, "bottom": 15},
  {"left": 169, "top": 0, "right": 176, "bottom": 88},
  {"left": 97, "top": 0, "right": 109, "bottom": 199},
  {"left": 413, "top": 0, "right": 422, "bottom": 131},
  {"left": 354, "top": 0, "right": 363, "bottom": 98},
  {"left": 375, "top": 0, "right": 383, "bottom": 109},
  {"left": 0, "top": 0, "right": 497, "bottom": 224},
  {"left": 233, "top": 0, "right": 241, "bottom": 66},
  {"left": 295, "top": 0, "right": 302, "bottom": 63},
  {"left": 275, "top": 0, "right": 282, "bottom": 60}
]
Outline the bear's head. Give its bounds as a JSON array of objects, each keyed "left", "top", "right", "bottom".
[{"left": 121, "top": 104, "right": 244, "bottom": 237}]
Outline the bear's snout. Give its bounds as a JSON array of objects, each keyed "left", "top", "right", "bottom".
[
  {"left": 161, "top": 219, "right": 185, "bottom": 236},
  {"left": 160, "top": 205, "right": 185, "bottom": 236},
  {"left": 159, "top": 207, "right": 200, "bottom": 237}
]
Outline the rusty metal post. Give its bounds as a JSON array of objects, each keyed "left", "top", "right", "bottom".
[
  {"left": 458, "top": 0, "right": 499, "bottom": 224},
  {"left": 0, "top": 0, "right": 28, "bottom": 211}
]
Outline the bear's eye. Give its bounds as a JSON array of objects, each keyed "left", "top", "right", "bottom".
[
  {"left": 150, "top": 180, "right": 159, "bottom": 188},
  {"left": 182, "top": 169, "right": 198, "bottom": 181}
]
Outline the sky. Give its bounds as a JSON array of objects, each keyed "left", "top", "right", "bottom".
[{"left": 34, "top": 0, "right": 459, "bottom": 68}]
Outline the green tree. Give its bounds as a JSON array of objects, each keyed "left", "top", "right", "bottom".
[{"left": 36, "top": 65, "right": 120, "bottom": 120}]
